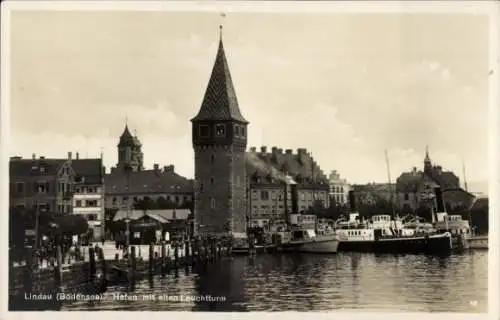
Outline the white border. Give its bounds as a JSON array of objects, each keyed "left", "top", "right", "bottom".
[{"left": 1, "top": 1, "right": 498, "bottom": 319}]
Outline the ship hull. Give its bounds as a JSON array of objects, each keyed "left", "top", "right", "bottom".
[
  {"left": 337, "top": 233, "right": 452, "bottom": 255},
  {"left": 297, "top": 239, "right": 339, "bottom": 253}
]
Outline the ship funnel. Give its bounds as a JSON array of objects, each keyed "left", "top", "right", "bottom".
[{"left": 348, "top": 190, "right": 357, "bottom": 212}]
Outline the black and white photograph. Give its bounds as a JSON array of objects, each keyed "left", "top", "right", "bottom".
[{"left": 1, "top": 0, "right": 498, "bottom": 317}]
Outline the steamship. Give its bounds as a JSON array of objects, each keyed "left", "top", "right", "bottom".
[
  {"left": 334, "top": 191, "right": 453, "bottom": 255},
  {"left": 273, "top": 180, "right": 340, "bottom": 253}
]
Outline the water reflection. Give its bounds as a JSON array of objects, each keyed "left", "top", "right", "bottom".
[{"left": 59, "top": 251, "right": 487, "bottom": 312}]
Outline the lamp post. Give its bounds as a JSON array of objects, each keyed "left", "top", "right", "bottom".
[{"left": 125, "top": 164, "right": 132, "bottom": 249}]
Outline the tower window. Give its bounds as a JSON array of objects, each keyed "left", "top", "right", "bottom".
[
  {"left": 210, "top": 177, "right": 215, "bottom": 186},
  {"left": 211, "top": 154, "right": 215, "bottom": 163},
  {"left": 210, "top": 198, "right": 216, "bottom": 209},
  {"left": 234, "top": 125, "right": 240, "bottom": 137},
  {"left": 215, "top": 124, "right": 226, "bottom": 137},
  {"left": 199, "top": 125, "right": 210, "bottom": 138},
  {"left": 240, "top": 126, "right": 245, "bottom": 137}
]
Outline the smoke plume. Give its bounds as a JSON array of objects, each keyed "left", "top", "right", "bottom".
[{"left": 246, "top": 152, "right": 296, "bottom": 184}]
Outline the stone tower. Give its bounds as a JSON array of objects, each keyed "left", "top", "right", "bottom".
[
  {"left": 191, "top": 26, "right": 249, "bottom": 237},
  {"left": 116, "top": 124, "right": 144, "bottom": 172}
]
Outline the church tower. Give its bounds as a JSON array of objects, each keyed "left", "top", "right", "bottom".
[
  {"left": 191, "top": 26, "right": 249, "bottom": 236},
  {"left": 116, "top": 124, "right": 144, "bottom": 172},
  {"left": 424, "top": 145, "right": 432, "bottom": 174}
]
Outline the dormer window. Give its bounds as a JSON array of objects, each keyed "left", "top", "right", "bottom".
[
  {"left": 199, "top": 125, "right": 210, "bottom": 138},
  {"left": 215, "top": 124, "right": 226, "bottom": 137}
]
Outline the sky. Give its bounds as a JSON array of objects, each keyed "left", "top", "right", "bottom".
[{"left": 7, "top": 9, "right": 492, "bottom": 191}]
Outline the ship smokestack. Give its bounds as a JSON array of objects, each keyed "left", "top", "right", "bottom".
[
  {"left": 291, "top": 184, "right": 299, "bottom": 214},
  {"left": 434, "top": 187, "right": 445, "bottom": 212},
  {"left": 348, "top": 190, "right": 357, "bottom": 212}
]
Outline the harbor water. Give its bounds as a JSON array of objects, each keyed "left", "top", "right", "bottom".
[{"left": 61, "top": 251, "right": 487, "bottom": 312}]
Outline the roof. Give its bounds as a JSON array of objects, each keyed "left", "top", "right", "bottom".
[
  {"left": 396, "top": 167, "right": 460, "bottom": 193},
  {"left": 105, "top": 169, "right": 194, "bottom": 194},
  {"left": 10, "top": 158, "right": 67, "bottom": 178},
  {"left": 245, "top": 148, "right": 329, "bottom": 190},
  {"left": 118, "top": 125, "right": 141, "bottom": 147},
  {"left": 9, "top": 157, "right": 102, "bottom": 183},
  {"left": 191, "top": 36, "right": 248, "bottom": 124},
  {"left": 113, "top": 209, "right": 191, "bottom": 222},
  {"left": 71, "top": 159, "right": 103, "bottom": 185}
]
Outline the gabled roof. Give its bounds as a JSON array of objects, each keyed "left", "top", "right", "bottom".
[
  {"left": 105, "top": 169, "right": 194, "bottom": 194},
  {"left": 71, "top": 159, "right": 103, "bottom": 185},
  {"left": 10, "top": 158, "right": 67, "bottom": 178},
  {"left": 191, "top": 31, "right": 248, "bottom": 124}
]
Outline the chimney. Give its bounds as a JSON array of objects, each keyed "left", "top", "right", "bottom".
[
  {"left": 32, "top": 153, "right": 36, "bottom": 160},
  {"left": 154, "top": 163, "right": 159, "bottom": 171},
  {"left": 10, "top": 156, "right": 22, "bottom": 161},
  {"left": 348, "top": 190, "right": 357, "bottom": 212},
  {"left": 68, "top": 152, "right": 72, "bottom": 160},
  {"left": 39, "top": 156, "right": 45, "bottom": 160},
  {"left": 285, "top": 149, "right": 292, "bottom": 154},
  {"left": 278, "top": 148, "right": 283, "bottom": 154},
  {"left": 261, "top": 146, "right": 267, "bottom": 154},
  {"left": 271, "top": 146, "right": 278, "bottom": 154},
  {"left": 434, "top": 187, "right": 445, "bottom": 212},
  {"left": 76, "top": 152, "right": 79, "bottom": 160},
  {"left": 250, "top": 147, "right": 257, "bottom": 152},
  {"left": 164, "top": 165, "right": 174, "bottom": 172},
  {"left": 290, "top": 184, "right": 299, "bottom": 214}
]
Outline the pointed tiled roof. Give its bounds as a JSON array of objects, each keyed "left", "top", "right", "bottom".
[
  {"left": 118, "top": 125, "right": 140, "bottom": 147},
  {"left": 191, "top": 29, "right": 248, "bottom": 124}
]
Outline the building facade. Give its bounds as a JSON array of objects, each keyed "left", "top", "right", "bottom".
[
  {"left": 9, "top": 152, "right": 105, "bottom": 238},
  {"left": 71, "top": 155, "right": 105, "bottom": 240},
  {"left": 104, "top": 127, "right": 193, "bottom": 211},
  {"left": 9, "top": 153, "right": 75, "bottom": 215},
  {"left": 395, "top": 147, "right": 474, "bottom": 212},
  {"left": 191, "top": 28, "right": 249, "bottom": 237},
  {"left": 247, "top": 146, "right": 329, "bottom": 223},
  {"left": 328, "top": 170, "right": 350, "bottom": 205}
]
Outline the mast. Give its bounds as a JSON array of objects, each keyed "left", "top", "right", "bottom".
[
  {"left": 384, "top": 149, "right": 396, "bottom": 219},
  {"left": 462, "top": 159, "right": 469, "bottom": 192}
]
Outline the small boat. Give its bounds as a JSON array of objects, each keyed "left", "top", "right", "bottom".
[{"left": 281, "top": 228, "right": 339, "bottom": 253}]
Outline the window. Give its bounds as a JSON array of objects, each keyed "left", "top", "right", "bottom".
[
  {"left": 34, "top": 181, "right": 49, "bottom": 194},
  {"left": 76, "top": 200, "right": 82, "bottom": 207},
  {"left": 87, "top": 200, "right": 98, "bottom": 207},
  {"left": 16, "top": 182, "right": 24, "bottom": 194},
  {"left": 199, "top": 124, "right": 210, "bottom": 138},
  {"left": 260, "top": 190, "right": 269, "bottom": 201},
  {"left": 87, "top": 214, "right": 97, "bottom": 221},
  {"left": 175, "top": 195, "right": 179, "bottom": 203},
  {"left": 211, "top": 154, "right": 215, "bottom": 164},
  {"left": 211, "top": 177, "right": 215, "bottom": 186},
  {"left": 234, "top": 125, "right": 240, "bottom": 137},
  {"left": 210, "top": 198, "right": 216, "bottom": 209},
  {"left": 404, "top": 193, "right": 409, "bottom": 201},
  {"left": 200, "top": 182, "right": 204, "bottom": 193},
  {"left": 38, "top": 203, "right": 50, "bottom": 213},
  {"left": 240, "top": 126, "right": 245, "bottom": 137},
  {"left": 112, "top": 197, "right": 117, "bottom": 205},
  {"left": 215, "top": 124, "right": 226, "bottom": 137}
]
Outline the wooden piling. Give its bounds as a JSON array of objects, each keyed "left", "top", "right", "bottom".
[
  {"left": 161, "top": 242, "right": 166, "bottom": 276},
  {"left": 98, "top": 247, "right": 107, "bottom": 287},
  {"left": 148, "top": 243, "right": 154, "bottom": 277},
  {"left": 129, "top": 246, "right": 136, "bottom": 288},
  {"left": 89, "top": 246, "right": 96, "bottom": 284},
  {"left": 173, "top": 243, "right": 179, "bottom": 267},
  {"left": 23, "top": 247, "right": 34, "bottom": 294}
]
